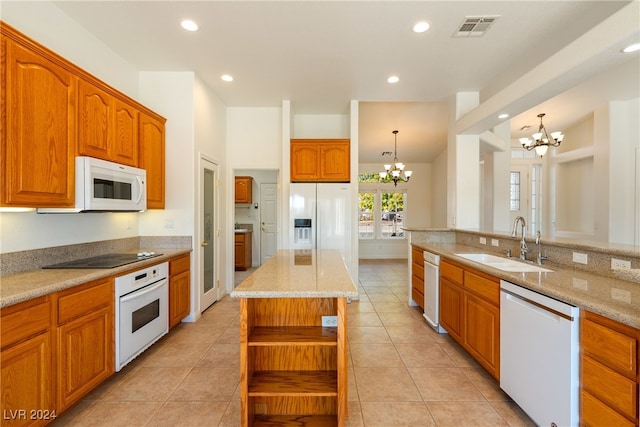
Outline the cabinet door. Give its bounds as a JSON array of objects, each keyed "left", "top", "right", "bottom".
[
  {"left": 290, "top": 142, "right": 320, "bottom": 181},
  {"left": 235, "top": 233, "right": 246, "bottom": 270},
  {"left": 464, "top": 292, "right": 500, "bottom": 379},
  {"left": 112, "top": 99, "right": 138, "bottom": 166},
  {"left": 439, "top": 278, "right": 463, "bottom": 343},
  {"left": 77, "top": 79, "right": 112, "bottom": 160},
  {"left": 139, "top": 112, "right": 166, "bottom": 209},
  {"left": 57, "top": 307, "right": 113, "bottom": 411},
  {"left": 169, "top": 270, "right": 191, "bottom": 329},
  {"left": 1, "top": 334, "right": 54, "bottom": 427},
  {"left": 2, "top": 38, "right": 76, "bottom": 207},
  {"left": 235, "top": 177, "right": 252, "bottom": 204},
  {"left": 319, "top": 142, "right": 350, "bottom": 182},
  {"left": 56, "top": 279, "right": 114, "bottom": 411}
]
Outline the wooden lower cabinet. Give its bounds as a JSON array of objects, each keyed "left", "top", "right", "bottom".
[
  {"left": 439, "top": 258, "right": 500, "bottom": 380},
  {"left": 438, "top": 277, "right": 463, "bottom": 342},
  {"left": 1, "top": 296, "right": 55, "bottom": 427},
  {"left": 410, "top": 245, "right": 424, "bottom": 309},
  {"left": 239, "top": 297, "right": 348, "bottom": 426},
  {"left": 56, "top": 278, "right": 114, "bottom": 412},
  {"left": 169, "top": 254, "right": 191, "bottom": 329},
  {"left": 580, "top": 310, "right": 639, "bottom": 426},
  {"left": 235, "top": 232, "right": 253, "bottom": 271}
]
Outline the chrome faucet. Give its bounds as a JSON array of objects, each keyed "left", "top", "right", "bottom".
[
  {"left": 511, "top": 216, "right": 528, "bottom": 261},
  {"left": 535, "top": 230, "right": 548, "bottom": 265}
]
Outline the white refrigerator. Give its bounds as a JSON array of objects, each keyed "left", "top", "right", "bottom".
[{"left": 289, "top": 183, "right": 352, "bottom": 271}]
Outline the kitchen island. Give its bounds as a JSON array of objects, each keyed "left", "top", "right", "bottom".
[{"left": 231, "top": 249, "right": 358, "bottom": 427}]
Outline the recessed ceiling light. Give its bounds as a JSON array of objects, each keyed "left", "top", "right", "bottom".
[
  {"left": 413, "top": 21, "right": 430, "bottom": 33},
  {"left": 181, "top": 19, "right": 199, "bottom": 32},
  {"left": 221, "top": 74, "right": 234, "bottom": 82},
  {"left": 387, "top": 75, "right": 400, "bottom": 84},
  {"left": 498, "top": 113, "right": 509, "bottom": 119},
  {"left": 622, "top": 43, "right": 640, "bottom": 53}
]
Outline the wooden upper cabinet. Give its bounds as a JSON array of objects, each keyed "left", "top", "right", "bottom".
[
  {"left": 1, "top": 32, "right": 76, "bottom": 207},
  {"left": 77, "top": 79, "right": 111, "bottom": 160},
  {"left": 112, "top": 98, "right": 138, "bottom": 166},
  {"left": 139, "top": 112, "right": 166, "bottom": 209},
  {"left": 2, "top": 23, "right": 166, "bottom": 209},
  {"left": 235, "top": 176, "right": 252, "bottom": 204},
  {"left": 78, "top": 80, "right": 138, "bottom": 166},
  {"left": 290, "top": 139, "right": 350, "bottom": 182}
]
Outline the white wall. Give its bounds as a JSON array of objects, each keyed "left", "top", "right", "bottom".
[
  {"left": 0, "top": 1, "right": 139, "bottom": 98},
  {"left": 292, "top": 114, "right": 350, "bottom": 138},
  {"left": 138, "top": 72, "right": 196, "bottom": 237},
  {"left": 431, "top": 148, "right": 448, "bottom": 228},
  {"left": 0, "top": 1, "right": 143, "bottom": 253}
]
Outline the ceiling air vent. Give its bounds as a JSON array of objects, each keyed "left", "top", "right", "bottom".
[{"left": 453, "top": 16, "right": 499, "bottom": 37}]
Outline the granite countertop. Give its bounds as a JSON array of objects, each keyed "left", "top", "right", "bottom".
[
  {"left": 0, "top": 248, "right": 192, "bottom": 308},
  {"left": 412, "top": 242, "right": 640, "bottom": 329},
  {"left": 231, "top": 249, "right": 358, "bottom": 298}
]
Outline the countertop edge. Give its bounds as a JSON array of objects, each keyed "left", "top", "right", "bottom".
[
  {"left": 0, "top": 249, "right": 192, "bottom": 308},
  {"left": 230, "top": 290, "right": 359, "bottom": 298},
  {"left": 412, "top": 242, "right": 640, "bottom": 330}
]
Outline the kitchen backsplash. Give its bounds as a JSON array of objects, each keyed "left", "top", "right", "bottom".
[
  {"left": 411, "top": 228, "right": 640, "bottom": 283},
  {"left": 0, "top": 236, "right": 192, "bottom": 276}
]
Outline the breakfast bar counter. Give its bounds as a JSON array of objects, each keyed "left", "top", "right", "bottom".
[{"left": 231, "top": 249, "right": 357, "bottom": 427}]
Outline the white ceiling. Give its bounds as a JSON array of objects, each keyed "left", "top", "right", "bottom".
[{"left": 49, "top": 0, "right": 639, "bottom": 164}]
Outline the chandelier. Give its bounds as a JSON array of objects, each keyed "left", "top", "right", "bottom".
[
  {"left": 519, "top": 113, "right": 564, "bottom": 157},
  {"left": 379, "top": 130, "right": 412, "bottom": 186}
]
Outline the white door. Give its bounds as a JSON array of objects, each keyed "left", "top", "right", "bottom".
[
  {"left": 260, "top": 183, "right": 278, "bottom": 264},
  {"left": 200, "top": 158, "right": 220, "bottom": 312}
]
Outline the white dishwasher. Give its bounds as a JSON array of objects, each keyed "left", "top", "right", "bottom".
[
  {"left": 500, "top": 280, "right": 580, "bottom": 427},
  {"left": 423, "top": 251, "right": 447, "bottom": 333}
]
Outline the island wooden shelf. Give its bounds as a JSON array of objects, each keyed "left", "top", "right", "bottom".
[{"left": 232, "top": 250, "right": 357, "bottom": 427}]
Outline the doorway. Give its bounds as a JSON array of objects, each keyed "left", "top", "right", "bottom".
[
  {"left": 233, "top": 169, "right": 279, "bottom": 281},
  {"left": 200, "top": 157, "right": 220, "bottom": 312}
]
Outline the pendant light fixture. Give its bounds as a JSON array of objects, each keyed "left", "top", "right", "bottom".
[
  {"left": 519, "top": 113, "right": 564, "bottom": 157},
  {"left": 379, "top": 130, "right": 412, "bottom": 186}
]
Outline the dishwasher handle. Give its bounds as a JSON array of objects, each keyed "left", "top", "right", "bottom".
[{"left": 501, "top": 288, "right": 575, "bottom": 322}]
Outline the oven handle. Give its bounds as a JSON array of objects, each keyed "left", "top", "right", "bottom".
[{"left": 120, "top": 279, "right": 167, "bottom": 303}]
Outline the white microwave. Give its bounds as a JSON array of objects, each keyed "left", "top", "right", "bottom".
[{"left": 38, "top": 157, "right": 147, "bottom": 213}]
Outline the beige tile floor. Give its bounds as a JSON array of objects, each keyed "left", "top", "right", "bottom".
[{"left": 53, "top": 259, "right": 535, "bottom": 426}]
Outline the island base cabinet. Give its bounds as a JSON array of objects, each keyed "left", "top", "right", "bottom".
[{"left": 239, "top": 297, "right": 348, "bottom": 427}]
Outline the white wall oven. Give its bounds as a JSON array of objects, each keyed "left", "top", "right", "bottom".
[{"left": 115, "top": 262, "right": 168, "bottom": 371}]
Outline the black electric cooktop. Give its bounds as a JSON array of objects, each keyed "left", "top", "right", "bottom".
[{"left": 43, "top": 252, "right": 162, "bottom": 269}]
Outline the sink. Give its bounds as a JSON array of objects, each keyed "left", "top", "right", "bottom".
[
  {"left": 455, "top": 253, "right": 553, "bottom": 273},
  {"left": 235, "top": 228, "right": 249, "bottom": 233}
]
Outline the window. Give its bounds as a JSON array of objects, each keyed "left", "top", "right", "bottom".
[
  {"left": 510, "top": 171, "right": 520, "bottom": 211},
  {"left": 358, "top": 174, "right": 407, "bottom": 240}
]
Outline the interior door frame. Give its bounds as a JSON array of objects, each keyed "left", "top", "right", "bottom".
[{"left": 198, "top": 155, "right": 221, "bottom": 313}]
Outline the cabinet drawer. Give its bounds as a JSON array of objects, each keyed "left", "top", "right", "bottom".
[
  {"left": 1, "top": 296, "right": 51, "bottom": 349},
  {"left": 412, "top": 274, "right": 424, "bottom": 294},
  {"left": 235, "top": 233, "right": 245, "bottom": 243},
  {"left": 411, "top": 286, "right": 424, "bottom": 309},
  {"left": 440, "top": 260, "right": 463, "bottom": 285},
  {"left": 582, "top": 356, "right": 637, "bottom": 419},
  {"left": 412, "top": 261, "right": 424, "bottom": 281},
  {"left": 581, "top": 389, "right": 636, "bottom": 427},
  {"left": 464, "top": 271, "right": 499, "bottom": 305},
  {"left": 58, "top": 278, "right": 113, "bottom": 325},
  {"left": 411, "top": 245, "right": 423, "bottom": 261},
  {"left": 170, "top": 254, "right": 190, "bottom": 276},
  {"left": 582, "top": 318, "right": 636, "bottom": 378}
]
